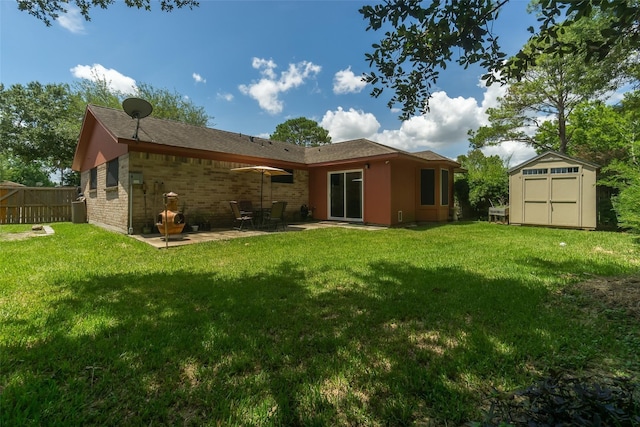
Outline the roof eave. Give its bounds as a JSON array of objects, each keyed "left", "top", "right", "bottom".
[
  {"left": 125, "top": 140, "right": 307, "bottom": 170},
  {"left": 508, "top": 150, "right": 600, "bottom": 173}
]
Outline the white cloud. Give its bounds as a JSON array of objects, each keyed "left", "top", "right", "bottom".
[
  {"left": 56, "top": 6, "right": 85, "bottom": 34},
  {"left": 364, "top": 91, "right": 484, "bottom": 155},
  {"left": 320, "top": 107, "right": 380, "bottom": 142},
  {"left": 217, "top": 92, "right": 234, "bottom": 102},
  {"left": 333, "top": 67, "right": 367, "bottom": 94},
  {"left": 239, "top": 58, "right": 321, "bottom": 114},
  {"left": 481, "top": 141, "right": 537, "bottom": 168},
  {"left": 320, "top": 76, "right": 539, "bottom": 164},
  {"left": 192, "top": 73, "right": 206, "bottom": 84},
  {"left": 479, "top": 80, "right": 508, "bottom": 115},
  {"left": 70, "top": 64, "right": 137, "bottom": 94}
]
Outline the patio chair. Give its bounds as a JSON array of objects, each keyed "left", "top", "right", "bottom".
[
  {"left": 238, "top": 200, "right": 253, "bottom": 215},
  {"left": 230, "top": 201, "right": 254, "bottom": 230},
  {"left": 267, "top": 201, "right": 287, "bottom": 231}
]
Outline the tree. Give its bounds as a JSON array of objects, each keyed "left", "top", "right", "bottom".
[
  {"left": 454, "top": 149, "right": 509, "bottom": 219},
  {"left": 0, "top": 82, "right": 79, "bottom": 185},
  {"left": 0, "top": 80, "right": 212, "bottom": 187},
  {"left": 73, "top": 75, "right": 121, "bottom": 110},
  {"left": 0, "top": 153, "right": 54, "bottom": 187},
  {"left": 360, "top": 0, "right": 640, "bottom": 120},
  {"left": 593, "top": 92, "right": 640, "bottom": 232},
  {"left": 17, "top": 0, "right": 199, "bottom": 26},
  {"left": 270, "top": 117, "right": 331, "bottom": 147},
  {"left": 469, "top": 18, "right": 630, "bottom": 155},
  {"left": 136, "top": 83, "right": 211, "bottom": 127},
  {"left": 565, "top": 101, "right": 631, "bottom": 165},
  {"left": 73, "top": 77, "right": 211, "bottom": 126}
]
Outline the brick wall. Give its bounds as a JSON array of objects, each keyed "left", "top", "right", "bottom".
[
  {"left": 81, "top": 152, "right": 309, "bottom": 233},
  {"left": 81, "top": 154, "right": 130, "bottom": 233}
]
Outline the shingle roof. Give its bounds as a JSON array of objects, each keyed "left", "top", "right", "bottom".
[
  {"left": 85, "top": 104, "right": 461, "bottom": 168},
  {"left": 88, "top": 105, "right": 307, "bottom": 164},
  {"left": 304, "top": 138, "right": 409, "bottom": 164},
  {"left": 412, "top": 150, "right": 453, "bottom": 162}
]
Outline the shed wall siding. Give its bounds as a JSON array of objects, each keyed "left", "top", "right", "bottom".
[{"left": 509, "top": 155, "right": 597, "bottom": 229}]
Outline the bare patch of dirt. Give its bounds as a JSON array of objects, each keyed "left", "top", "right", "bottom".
[
  {"left": 0, "top": 226, "right": 50, "bottom": 241},
  {"left": 569, "top": 274, "right": 640, "bottom": 319}
]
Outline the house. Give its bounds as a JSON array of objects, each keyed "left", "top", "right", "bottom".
[
  {"left": 72, "top": 104, "right": 462, "bottom": 233},
  {"left": 508, "top": 151, "right": 599, "bottom": 230}
]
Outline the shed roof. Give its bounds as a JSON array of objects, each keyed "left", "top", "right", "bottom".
[
  {"left": 508, "top": 150, "right": 600, "bottom": 174},
  {"left": 0, "top": 181, "right": 26, "bottom": 187}
]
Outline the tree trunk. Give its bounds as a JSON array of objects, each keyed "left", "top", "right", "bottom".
[{"left": 557, "top": 108, "right": 568, "bottom": 154}]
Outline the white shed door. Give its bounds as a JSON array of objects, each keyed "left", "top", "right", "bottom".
[
  {"left": 522, "top": 175, "right": 580, "bottom": 227},
  {"left": 550, "top": 176, "right": 579, "bottom": 226},
  {"left": 523, "top": 177, "right": 549, "bottom": 225}
]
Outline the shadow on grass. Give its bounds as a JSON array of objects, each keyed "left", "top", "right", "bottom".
[{"left": 1, "top": 258, "right": 627, "bottom": 425}]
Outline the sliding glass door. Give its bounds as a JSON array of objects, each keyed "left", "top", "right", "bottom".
[{"left": 329, "top": 170, "right": 363, "bottom": 221}]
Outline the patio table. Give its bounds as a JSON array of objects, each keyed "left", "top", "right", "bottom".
[{"left": 253, "top": 208, "right": 271, "bottom": 229}]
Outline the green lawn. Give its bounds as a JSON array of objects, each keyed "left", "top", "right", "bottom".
[{"left": 1, "top": 222, "right": 639, "bottom": 425}]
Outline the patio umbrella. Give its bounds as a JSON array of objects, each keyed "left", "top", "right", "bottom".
[{"left": 230, "top": 165, "right": 291, "bottom": 211}]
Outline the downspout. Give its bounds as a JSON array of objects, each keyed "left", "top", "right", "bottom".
[{"left": 128, "top": 176, "right": 133, "bottom": 234}]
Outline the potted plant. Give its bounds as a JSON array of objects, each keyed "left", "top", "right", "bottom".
[{"left": 190, "top": 210, "right": 207, "bottom": 232}]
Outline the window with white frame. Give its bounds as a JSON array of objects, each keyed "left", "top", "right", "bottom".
[
  {"left": 522, "top": 168, "right": 548, "bottom": 175},
  {"left": 551, "top": 167, "right": 579, "bottom": 174}
]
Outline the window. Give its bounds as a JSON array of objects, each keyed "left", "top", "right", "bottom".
[
  {"left": 420, "top": 169, "right": 435, "bottom": 205},
  {"left": 89, "top": 167, "right": 97, "bottom": 190},
  {"left": 271, "top": 168, "right": 294, "bottom": 184},
  {"left": 441, "top": 169, "right": 449, "bottom": 205},
  {"left": 106, "top": 159, "right": 119, "bottom": 187},
  {"left": 551, "top": 166, "right": 579, "bottom": 174},
  {"left": 522, "top": 168, "right": 548, "bottom": 175}
]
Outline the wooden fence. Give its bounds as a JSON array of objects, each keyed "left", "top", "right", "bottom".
[{"left": 0, "top": 186, "right": 78, "bottom": 224}]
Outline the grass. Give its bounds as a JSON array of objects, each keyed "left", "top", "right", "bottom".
[{"left": 1, "top": 222, "right": 639, "bottom": 425}]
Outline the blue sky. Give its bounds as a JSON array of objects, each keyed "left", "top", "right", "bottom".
[{"left": 1, "top": 0, "right": 541, "bottom": 165}]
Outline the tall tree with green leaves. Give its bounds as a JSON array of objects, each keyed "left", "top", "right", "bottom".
[
  {"left": 455, "top": 149, "right": 509, "bottom": 219},
  {"left": 589, "top": 92, "right": 640, "bottom": 232},
  {"left": 270, "top": 117, "right": 331, "bottom": 147},
  {"left": 0, "top": 79, "right": 212, "bottom": 186},
  {"left": 469, "top": 17, "right": 631, "bottom": 155},
  {"left": 73, "top": 78, "right": 211, "bottom": 126},
  {"left": 136, "top": 83, "right": 211, "bottom": 127},
  {"left": 360, "top": 0, "right": 640, "bottom": 119},
  {"left": 17, "top": 0, "right": 199, "bottom": 26},
  {"left": 73, "top": 75, "right": 122, "bottom": 110},
  {"left": 0, "top": 153, "right": 54, "bottom": 187},
  {"left": 0, "top": 82, "right": 79, "bottom": 185}
]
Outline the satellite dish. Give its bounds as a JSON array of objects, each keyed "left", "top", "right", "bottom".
[{"left": 122, "top": 97, "right": 153, "bottom": 140}]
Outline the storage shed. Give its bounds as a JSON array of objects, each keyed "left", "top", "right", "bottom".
[{"left": 508, "top": 151, "right": 599, "bottom": 230}]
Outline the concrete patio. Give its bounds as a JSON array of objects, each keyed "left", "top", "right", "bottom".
[{"left": 129, "top": 221, "right": 386, "bottom": 249}]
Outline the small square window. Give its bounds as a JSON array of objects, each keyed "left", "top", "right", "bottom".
[{"left": 271, "top": 169, "right": 294, "bottom": 184}]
